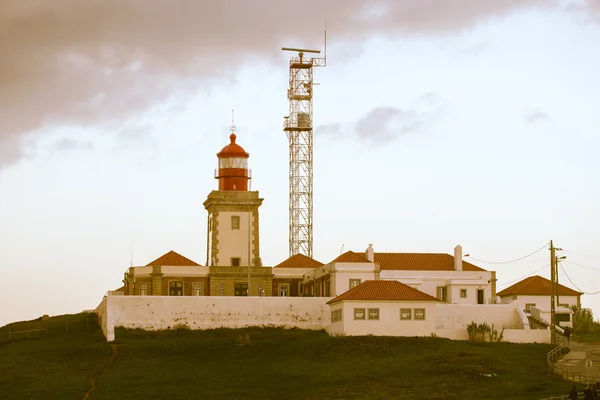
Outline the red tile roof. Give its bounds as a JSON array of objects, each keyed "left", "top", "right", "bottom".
[
  {"left": 274, "top": 253, "right": 324, "bottom": 269},
  {"left": 332, "top": 251, "right": 372, "bottom": 263},
  {"left": 146, "top": 250, "right": 201, "bottom": 267},
  {"left": 497, "top": 275, "right": 582, "bottom": 297},
  {"left": 374, "top": 253, "right": 486, "bottom": 271},
  {"left": 327, "top": 280, "right": 438, "bottom": 304}
]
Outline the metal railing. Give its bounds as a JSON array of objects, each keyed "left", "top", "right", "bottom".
[
  {"left": 0, "top": 327, "right": 48, "bottom": 342},
  {"left": 542, "top": 340, "right": 600, "bottom": 400}
]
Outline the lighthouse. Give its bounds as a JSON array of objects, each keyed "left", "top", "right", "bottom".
[{"left": 204, "top": 130, "right": 264, "bottom": 277}]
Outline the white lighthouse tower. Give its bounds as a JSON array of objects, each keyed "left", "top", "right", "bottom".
[{"left": 203, "top": 131, "right": 264, "bottom": 270}]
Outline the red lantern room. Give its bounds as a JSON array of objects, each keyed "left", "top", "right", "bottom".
[{"left": 215, "top": 133, "right": 250, "bottom": 191}]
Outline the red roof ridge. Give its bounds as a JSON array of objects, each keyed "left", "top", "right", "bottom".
[
  {"left": 327, "top": 280, "right": 438, "bottom": 304},
  {"left": 331, "top": 251, "right": 372, "bottom": 263},
  {"left": 497, "top": 275, "right": 582, "bottom": 297},
  {"left": 146, "top": 250, "right": 201, "bottom": 267},
  {"left": 370, "top": 252, "right": 486, "bottom": 272},
  {"left": 274, "top": 253, "right": 324, "bottom": 269}
]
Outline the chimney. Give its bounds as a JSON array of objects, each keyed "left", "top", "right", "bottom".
[
  {"left": 454, "top": 245, "right": 463, "bottom": 271},
  {"left": 366, "top": 244, "right": 375, "bottom": 262}
]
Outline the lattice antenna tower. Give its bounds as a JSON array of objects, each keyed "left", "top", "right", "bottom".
[{"left": 282, "top": 31, "right": 327, "bottom": 259}]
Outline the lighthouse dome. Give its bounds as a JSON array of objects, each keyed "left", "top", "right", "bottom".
[{"left": 217, "top": 134, "right": 249, "bottom": 158}]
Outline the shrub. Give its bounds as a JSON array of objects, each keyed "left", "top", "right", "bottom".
[{"left": 466, "top": 322, "right": 504, "bottom": 343}]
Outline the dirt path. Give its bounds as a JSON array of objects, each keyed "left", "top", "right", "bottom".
[
  {"left": 82, "top": 344, "right": 118, "bottom": 400},
  {"left": 557, "top": 340, "right": 600, "bottom": 382}
]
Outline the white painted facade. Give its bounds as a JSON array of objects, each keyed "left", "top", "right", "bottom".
[
  {"left": 530, "top": 306, "right": 574, "bottom": 328},
  {"left": 128, "top": 265, "right": 210, "bottom": 280},
  {"left": 326, "top": 300, "right": 437, "bottom": 337},
  {"left": 273, "top": 267, "right": 314, "bottom": 280},
  {"left": 499, "top": 294, "right": 579, "bottom": 313},
  {"left": 380, "top": 270, "right": 494, "bottom": 304},
  {"left": 213, "top": 210, "right": 255, "bottom": 266},
  {"left": 303, "top": 261, "right": 380, "bottom": 297}
]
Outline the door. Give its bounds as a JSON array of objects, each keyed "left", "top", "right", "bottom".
[
  {"left": 235, "top": 283, "right": 248, "bottom": 296},
  {"left": 477, "top": 289, "right": 484, "bottom": 304}
]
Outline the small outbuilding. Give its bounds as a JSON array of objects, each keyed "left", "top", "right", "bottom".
[{"left": 326, "top": 280, "right": 439, "bottom": 337}]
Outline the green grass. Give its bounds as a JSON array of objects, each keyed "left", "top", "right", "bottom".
[
  {"left": 572, "top": 332, "right": 600, "bottom": 343},
  {"left": 0, "top": 313, "right": 579, "bottom": 400},
  {"left": 0, "top": 313, "right": 112, "bottom": 400}
]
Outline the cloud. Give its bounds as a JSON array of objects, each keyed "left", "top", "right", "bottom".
[
  {"left": 317, "top": 122, "right": 344, "bottom": 137},
  {"left": 457, "top": 42, "right": 490, "bottom": 56},
  {"left": 355, "top": 107, "right": 424, "bottom": 142},
  {"left": 317, "top": 92, "right": 445, "bottom": 143},
  {"left": 49, "top": 138, "right": 94, "bottom": 152},
  {"left": 0, "top": 0, "right": 559, "bottom": 167},
  {"left": 524, "top": 109, "right": 550, "bottom": 123},
  {"left": 567, "top": 0, "right": 600, "bottom": 24}
]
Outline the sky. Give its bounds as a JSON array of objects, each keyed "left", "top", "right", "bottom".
[{"left": 1, "top": 0, "right": 600, "bottom": 327}]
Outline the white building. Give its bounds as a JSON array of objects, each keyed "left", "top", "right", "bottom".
[
  {"left": 496, "top": 275, "right": 582, "bottom": 313},
  {"left": 303, "top": 244, "right": 496, "bottom": 305},
  {"left": 326, "top": 280, "right": 438, "bottom": 337}
]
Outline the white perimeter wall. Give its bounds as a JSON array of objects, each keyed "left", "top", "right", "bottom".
[
  {"left": 435, "top": 328, "right": 550, "bottom": 343},
  {"left": 95, "top": 295, "right": 110, "bottom": 340},
  {"left": 96, "top": 295, "right": 332, "bottom": 342},
  {"left": 435, "top": 303, "right": 523, "bottom": 329}
]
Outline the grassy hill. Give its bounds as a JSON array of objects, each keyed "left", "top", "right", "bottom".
[{"left": 0, "top": 313, "right": 574, "bottom": 400}]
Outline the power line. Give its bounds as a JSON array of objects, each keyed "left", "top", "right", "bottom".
[
  {"left": 466, "top": 242, "right": 550, "bottom": 265},
  {"left": 496, "top": 264, "right": 549, "bottom": 288},
  {"left": 562, "top": 260, "right": 600, "bottom": 273},
  {"left": 565, "top": 251, "right": 600, "bottom": 261},
  {"left": 559, "top": 262, "right": 600, "bottom": 295}
]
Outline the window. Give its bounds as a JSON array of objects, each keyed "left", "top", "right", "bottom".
[
  {"left": 279, "top": 284, "right": 289, "bottom": 297},
  {"left": 193, "top": 283, "right": 203, "bottom": 296},
  {"left": 140, "top": 284, "right": 147, "bottom": 296},
  {"left": 219, "top": 283, "right": 225, "bottom": 296},
  {"left": 436, "top": 286, "right": 447, "bottom": 302},
  {"left": 349, "top": 279, "right": 361, "bottom": 289},
  {"left": 400, "top": 308, "right": 412, "bottom": 320},
  {"left": 235, "top": 283, "right": 248, "bottom": 296},
  {"left": 354, "top": 308, "right": 366, "bottom": 320},
  {"left": 258, "top": 284, "right": 264, "bottom": 296},
  {"left": 331, "top": 309, "right": 343, "bottom": 322},
  {"left": 525, "top": 303, "right": 536, "bottom": 313},
  {"left": 169, "top": 281, "right": 183, "bottom": 296},
  {"left": 231, "top": 257, "right": 241, "bottom": 267},
  {"left": 414, "top": 308, "right": 426, "bottom": 320},
  {"left": 231, "top": 216, "right": 240, "bottom": 230},
  {"left": 460, "top": 289, "right": 467, "bottom": 298},
  {"left": 368, "top": 308, "right": 380, "bottom": 320},
  {"left": 324, "top": 281, "right": 330, "bottom": 297}
]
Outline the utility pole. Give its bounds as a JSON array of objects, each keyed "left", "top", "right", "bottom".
[{"left": 550, "top": 240, "right": 556, "bottom": 345}]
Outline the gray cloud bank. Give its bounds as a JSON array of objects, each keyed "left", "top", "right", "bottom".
[
  {"left": 0, "top": 0, "right": 563, "bottom": 167},
  {"left": 318, "top": 92, "right": 445, "bottom": 143}
]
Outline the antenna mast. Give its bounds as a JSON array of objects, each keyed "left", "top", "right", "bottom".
[{"left": 282, "top": 31, "right": 327, "bottom": 259}]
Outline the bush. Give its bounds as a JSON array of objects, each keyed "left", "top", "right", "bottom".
[
  {"left": 466, "top": 322, "right": 505, "bottom": 343},
  {"left": 570, "top": 306, "right": 600, "bottom": 334}
]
